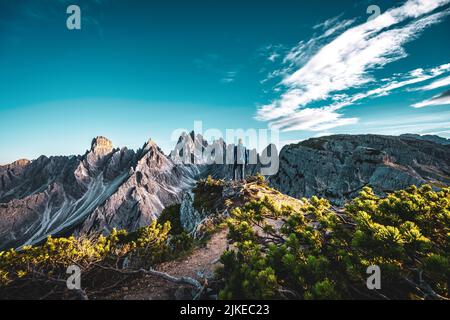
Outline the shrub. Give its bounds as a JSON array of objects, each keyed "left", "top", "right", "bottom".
[
  {"left": 0, "top": 219, "right": 190, "bottom": 298},
  {"left": 158, "top": 204, "right": 183, "bottom": 235},
  {"left": 218, "top": 185, "right": 450, "bottom": 299}
]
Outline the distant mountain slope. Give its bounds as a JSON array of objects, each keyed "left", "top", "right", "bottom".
[{"left": 269, "top": 134, "right": 450, "bottom": 205}]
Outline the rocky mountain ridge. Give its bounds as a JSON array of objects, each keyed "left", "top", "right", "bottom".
[
  {"left": 269, "top": 134, "right": 450, "bottom": 205},
  {"left": 0, "top": 136, "right": 197, "bottom": 249},
  {"left": 1, "top": 133, "right": 449, "bottom": 250}
]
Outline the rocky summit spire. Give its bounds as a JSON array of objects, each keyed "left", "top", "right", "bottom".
[
  {"left": 77, "top": 136, "right": 114, "bottom": 176},
  {"left": 143, "top": 138, "right": 158, "bottom": 150},
  {"left": 90, "top": 136, "right": 113, "bottom": 156}
]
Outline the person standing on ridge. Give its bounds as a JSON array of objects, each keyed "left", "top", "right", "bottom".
[{"left": 233, "top": 138, "right": 248, "bottom": 181}]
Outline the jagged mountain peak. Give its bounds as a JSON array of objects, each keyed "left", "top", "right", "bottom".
[
  {"left": 12, "top": 159, "right": 31, "bottom": 167},
  {"left": 126, "top": 138, "right": 176, "bottom": 175},
  {"left": 0, "top": 158, "right": 31, "bottom": 169},
  {"left": 176, "top": 130, "right": 207, "bottom": 146},
  {"left": 139, "top": 139, "right": 167, "bottom": 162},
  {"left": 78, "top": 136, "right": 115, "bottom": 175},
  {"left": 171, "top": 131, "right": 209, "bottom": 164},
  {"left": 142, "top": 138, "right": 160, "bottom": 151},
  {"left": 0, "top": 134, "right": 211, "bottom": 249},
  {"left": 90, "top": 136, "right": 113, "bottom": 155}
]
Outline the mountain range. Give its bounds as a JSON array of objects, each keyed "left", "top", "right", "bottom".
[{"left": 1, "top": 133, "right": 449, "bottom": 250}]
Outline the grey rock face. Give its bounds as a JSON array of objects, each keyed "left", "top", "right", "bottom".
[
  {"left": 0, "top": 159, "right": 31, "bottom": 198},
  {"left": 78, "top": 139, "right": 197, "bottom": 236},
  {"left": 179, "top": 192, "right": 204, "bottom": 233},
  {"left": 269, "top": 134, "right": 450, "bottom": 205},
  {"left": 0, "top": 137, "right": 196, "bottom": 249},
  {"left": 0, "top": 155, "right": 86, "bottom": 249}
]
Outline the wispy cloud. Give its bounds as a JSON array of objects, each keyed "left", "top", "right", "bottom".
[
  {"left": 268, "top": 53, "right": 280, "bottom": 62},
  {"left": 336, "top": 63, "right": 450, "bottom": 106},
  {"left": 194, "top": 54, "right": 240, "bottom": 84},
  {"left": 329, "top": 111, "right": 450, "bottom": 137},
  {"left": 257, "top": 0, "right": 450, "bottom": 132},
  {"left": 221, "top": 71, "right": 238, "bottom": 83},
  {"left": 259, "top": 44, "right": 286, "bottom": 65},
  {"left": 265, "top": 62, "right": 450, "bottom": 131},
  {"left": 268, "top": 106, "right": 358, "bottom": 132},
  {"left": 411, "top": 75, "right": 450, "bottom": 91},
  {"left": 412, "top": 90, "right": 450, "bottom": 108}
]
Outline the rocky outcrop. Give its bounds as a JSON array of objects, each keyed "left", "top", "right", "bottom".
[
  {"left": 269, "top": 134, "right": 450, "bottom": 205},
  {"left": 179, "top": 192, "right": 204, "bottom": 233}
]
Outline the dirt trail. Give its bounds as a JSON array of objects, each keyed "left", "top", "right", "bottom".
[
  {"left": 103, "top": 182, "right": 303, "bottom": 300},
  {"left": 159, "top": 228, "right": 228, "bottom": 279},
  {"left": 106, "top": 228, "right": 228, "bottom": 300}
]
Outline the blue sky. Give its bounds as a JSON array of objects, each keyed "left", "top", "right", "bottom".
[{"left": 1, "top": 0, "right": 450, "bottom": 164}]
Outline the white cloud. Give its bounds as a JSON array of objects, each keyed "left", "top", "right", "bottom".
[
  {"left": 268, "top": 106, "right": 358, "bottom": 132},
  {"left": 411, "top": 75, "right": 450, "bottom": 91},
  {"left": 338, "top": 63, "right": 450, "bottom": 105},
  {"left": 194, "top": 54, "right": 240, "bottom": 84},
  {"left": 313, "top": 16, "right": 341, "bottom": 30},
  {"left": 257, "top": 0, "right": 450, "bottom": 132},
  {"left": 412, "top": 90, "right": 450, "bottom": 108},
  {"left": 268, "top": 53, "right": 280, "bottom": 62},
  {"left": 221, "top": 71, "right": 238, "bottom": 83},
  {"left": 335, "top": 112, "right": 450, "bottom": 136},
  {"left": 423, "top": 129, "right": 450, "bottom": 136},
  {"left": 260, "top": 44, "right": 286, "bottom": 64}
]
